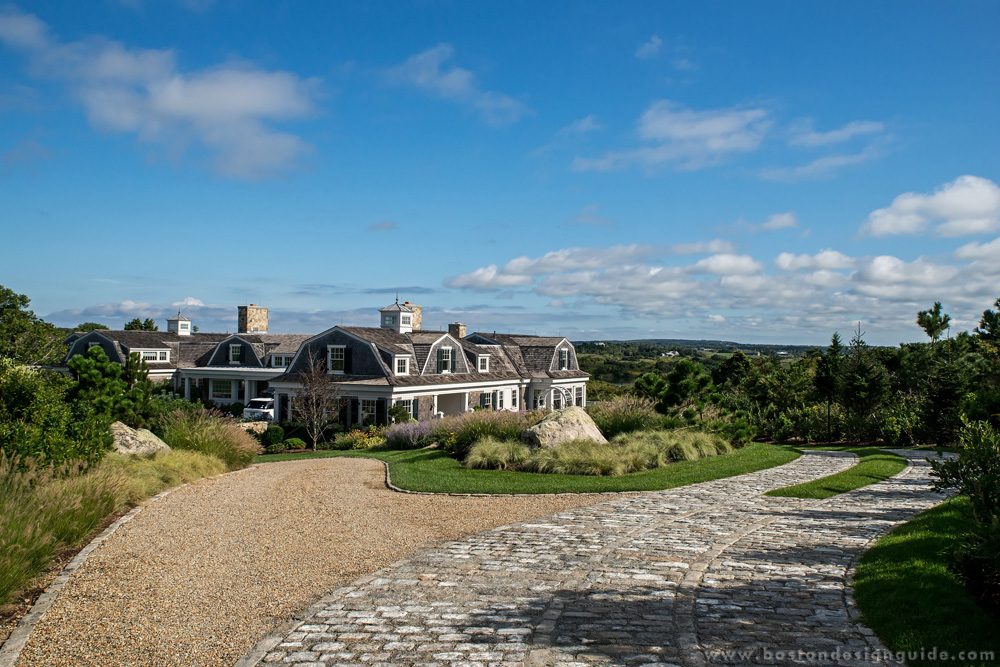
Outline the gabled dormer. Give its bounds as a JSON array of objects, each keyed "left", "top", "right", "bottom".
[{"left": 207, "top": 335, "right": 263, "bottom": 367}]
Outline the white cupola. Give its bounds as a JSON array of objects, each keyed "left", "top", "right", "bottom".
[{"left": 379, "top": 299, "right": 414, "bottom": 334}]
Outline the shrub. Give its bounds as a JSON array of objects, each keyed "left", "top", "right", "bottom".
[
  {"left": 464, "top": 437, "right": 530, "bottom": 470},
  {"left": 931, "top": 419, "right": 1000, "bottom": 610},
  {"left": 159, "top": 407, "right": 261, "bottom": 470},
  {"left": 336, "top": 426, "right": 386, "bottom": 450},
  {"left": 262, "top": 424, "right": 285, "bottom": 449},
  {"left": 586, "top": 395, "right": 660, "bottom": 438},
  {"left": 385, "top": 420, "right": 436, "bottom": 449},
  {"left": 282, "top": 437, "right": 307, "bottom": 450},
  {"left": 228, "top": 402, "right": 245, "bottom": 418}
]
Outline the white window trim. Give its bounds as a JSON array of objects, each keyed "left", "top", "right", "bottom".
[
  {"left": 136, "top": 349, "right": 170, "bottom": 363},
  {"left": 441, "top": 347, "right": 452, "bottom": 374},
  {"left": 179, "top": 322, "right": 190, "bottom": 330},
  {"left": 396, "top": 398, "right": 414, "bottom": 419},
  {"left": 328, "top": 345, "right": 346, "bottom": 374},
  {"left": 395, "top": 356, "right": 409, "bottom": 376},
  {"left": 229, "top": 344, "right": 241, "bottom": 364},
  {"left": 497, "top": 390, "right": 504, "bottom": 410},
  {"left": 211, "top": 379, "right": 232, "bottom": 400},
  {"left": 558, "top": 348, "right": 569, "bottom": 370},
  {"left": 87, "top": 342, "right": 101, "bottom": 350},
  {"left": 478, "top": 355, "right": 489, "bottom": 373},
  {"left": 511, "top": 389, "right": 518, "bottom": 409},
  {"left": 401, "top": 315, "right": 411, "bottom": 325},
  {"left": 360, "top": 398, "right": 377, "bottom": 424}
]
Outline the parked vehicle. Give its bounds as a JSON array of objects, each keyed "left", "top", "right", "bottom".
[{"left": 243, "top": 397, "right": 275, "bottom": 421}]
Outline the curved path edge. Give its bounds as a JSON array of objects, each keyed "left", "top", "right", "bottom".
[{"left": 0, "top": 467, "right": 252, "bottom": 667}]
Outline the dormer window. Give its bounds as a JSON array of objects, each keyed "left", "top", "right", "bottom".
[
  {"left": 558, "top": 348, "right": 569, "bottom": 370},
  {"left": 229, "top": 344, "right": 242, "bottom": 363},
  {"left": 437, "top": 347, "right": 453, "bottom": 374},
  {"left": 179, "top": 322, "right": 189, "bottom": 331},
  {"left": 402, "top": 315, "right": 411, "bottom": 325},
  {"left": 396, "top": 357, "right": 409, "bottom": 375},
  {"left": 327, "top": 345, "right": 345, "bottom": 373},
  {"left": 382, "top": 314, "right": 396, "bottom": 326},
  {"left": 139, "top": 350, "right": 170, "bottom": 362},
  {"left": 478, "top": 355, "right": 489, "bottom": 373}
]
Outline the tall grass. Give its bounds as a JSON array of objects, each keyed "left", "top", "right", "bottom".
[
  {"left": 586, "top": 395, "right": 663, "bottom": 438},
  {"left": 384, "top": 420, "right": 436, "bottom": 449},
  {"left": 160, "top": 408, "right": 261, "bottom": 469},
  {"left": 463, "top": 437, "right": 530, "bottom": 471},
  {"left": 462, "top": 429, "right": 733, "bottom": 476}
]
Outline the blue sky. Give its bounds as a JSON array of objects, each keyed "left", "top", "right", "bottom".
[{"left": 2, "top": 1, "right": 998, "bottom": 345}]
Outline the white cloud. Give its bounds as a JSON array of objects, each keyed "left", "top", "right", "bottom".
[
  {"left": 860, "top": 175, "right": 1000, "bottom": 237},
  {"left": 789, "top": 119, "right": 884, "bottom": 147},
  {"left": 572, "top": 100, "right": 770, "bottom": 172},
  {"left": 444, "top": 265, "right": 534, "bottom": 290},
  {"left": 558, "top": 114, "right": 603, "bottom": 135},
  {"left": 384, "top": 44, "right": 528, "bottom": 125},
  {"left": 0, "top": 8, "right": 318, "bottom": 179},
  {"left": 635, "top": 35, "right": 662, "bottom": 59},
  {"left": 759, "top": 144, "right": 882, "bottom": 182},
  {"left": 761, "top": 212, "right": 798, "bottom": 231},
  {"left": 705, "top": 314, "right": 726, "bottom": 324},
  {"left": 671, "top": 239, "right": 736, "bottom": 255},
  {"left": 775, "top": 249, "right": 855, "bottom": 271},
  {"left": 501, "top": 244, "right": 667, "bottom": 277},
  {"left": 689, "top": 254, "right": 764, "bottom": 276},
  {"left": 954, "top": 237, "right": 1000, "bottom": 261}
]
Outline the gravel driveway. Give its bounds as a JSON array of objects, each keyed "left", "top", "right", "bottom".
[{"left": 14, "top": 457, "right": 612, "bottom": 667}]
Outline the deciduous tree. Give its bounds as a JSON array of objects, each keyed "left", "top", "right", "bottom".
[{"left": 292, "top": 355, "right": 342, "bottom": 450}]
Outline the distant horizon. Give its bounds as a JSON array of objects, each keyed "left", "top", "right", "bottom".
[{"left": 3, "top": 2, "right": 997, "bottom": 347}]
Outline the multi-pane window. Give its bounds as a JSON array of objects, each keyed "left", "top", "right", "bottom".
[
  {"left": 361, "top": 398, "right": 377, "bottom": 424},
  {"left": 478, "top": 356, "right": 489, "bottom": 372},
  {"left": 382, "top": 315, "right": 396, "bottom": 326},
  {"left": 328, "top": 346, "right": 345, "bottom": 373},
  {"left": 558, "top": 348, "right": 569, "bottom": 370},
  {"left": 402, "top": 315, "right": 411, "bottom": 325},
  {"left": 179, "top": 322, "right": 189, "bottom": 331},
  {"left": 575, "top": 386, "right": 584, "bottom": 407},
  {"left": 229, "top": 344, "right": 241, "bottom": 363},
  {"left": 141, "top": 351, "right": 158, "bottom": 362},
  {"left": 272, "top": 355, "right": 285, "bottom": 367},
  {"left": 396, "top": 357, "right": 409, "bottom": 375},
  {"left": 212, "top": 380, "right": 232, "bottom": 399},
  {"left": 497, "top": 390, "right": 504, "bottom": 410},
  {"left": 532, "top": 391, "right": 544, "bottom": 409},
  {"left": 158, "top": 351, "right": 168, "bottom": 361},
  {"left": 440, "top": 347, "right": 452, "bottom": 373},
  {"left": 511, "top": 389, "right": 518, "bottom": 409},
  {"left": 481, "top": 392, "right": 493, "bottom": 409},
  {"left": 396, "top": 399, "right": 414, "bottom": 419},
  {"left": 553, "top": 392, "right": 563, "bottom": 409}
]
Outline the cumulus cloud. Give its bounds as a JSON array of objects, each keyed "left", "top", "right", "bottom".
[
  {"left": 635, "top": 35, "right": 663, "bottom": 59},
  {"left": 444, "top": 265, "right": 534, "bottom": 290},
  {"left": 0, "top": 7, "right": 319, "bottom": 179},
  {"left": 384, "top": 44, "right": 528, "bottom": 125},
  {"left": 954, "top": 237, "right": 1000, "bottom": 261},
  {"left": 572, "top": 99, "right": 770, "bottom": 172},
  {"left": 774, "top": 249, "right": 855, "bottom": 271},
  {"left": 860, "top": 175, "right": 1000, "bottom": 237},
  {"left": 788, "top": 119, "right": 884, "bottom": 147},
  {"left": 689, "top": 254, "right": 763, "bottom": 276}
]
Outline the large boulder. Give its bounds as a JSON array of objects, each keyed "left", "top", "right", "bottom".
[
  {"left": 522, "top": 406, "right": 608, "bottom": 449},
  {"left": 110, "top": 421, "right": 171, "bottom": 457}
]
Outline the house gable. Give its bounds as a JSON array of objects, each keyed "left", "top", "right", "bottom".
[{"left": 206, "top": 335, "right": 264, "bottom": 368}]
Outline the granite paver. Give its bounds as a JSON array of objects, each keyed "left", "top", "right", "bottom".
[{"left": 239, "top": 450, "right": 947, "bottom": 667}]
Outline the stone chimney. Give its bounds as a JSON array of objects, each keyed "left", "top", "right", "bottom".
[
  {"left": 238, "top": 304, "right": 268, "bottom": 334},
  {"left": 448, "top": 322, "right": 467, "bottom": 339},
  {"left": 404, "top": 302, "right": 422, "bottom": 331}
]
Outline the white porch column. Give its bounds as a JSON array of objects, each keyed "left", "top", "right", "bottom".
[
  {"left": 432, "top": 394, "right": 439, "bottom": 418},
  {"left": 462, "top": 392, "right": 469, "bottom": 413},
  {"left": 184, "top": 376, "right": 191, "bottom": 401},
  {"left": 231, "top": 380, "right": 239, "bottom": 403},
  {"left": 247, "top": 380, "right": 255, "bottom": 401}
]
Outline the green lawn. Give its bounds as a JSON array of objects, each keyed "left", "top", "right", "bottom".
[
  {"left": 854, "top": 497, "right": 1000, "bottom": 667},
  {"left": 765, "top": 446, "right": 907, "bottom": 499},
  {"left": 256, "top": 442, "right": 800, "bottom": 494}
]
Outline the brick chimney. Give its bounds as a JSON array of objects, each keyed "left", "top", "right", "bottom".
[{"left": 448, "top": 322, "right": 466, "bottom": 339}]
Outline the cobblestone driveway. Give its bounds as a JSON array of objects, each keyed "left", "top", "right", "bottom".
[{"left": 239, "top": 450, "right": 945, "bottom": 667}]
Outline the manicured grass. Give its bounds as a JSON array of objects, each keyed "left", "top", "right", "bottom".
[
  {"left": 765, "top": 447, "right": 907, "bottom": 499},
  {"left": 255, "top": 442, "right": 800, "bottom": 494},
  {"left": 854, "top": 497, "right": 1000, "bottom": 667}
]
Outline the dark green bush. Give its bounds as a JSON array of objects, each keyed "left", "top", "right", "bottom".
[
  {"left": 283, "top": 437, "right": 307, "bottom": 450},
  {"left": 228, "top": 402, "right": 245, "bottom": 418},
  {"left": 262, "top": 424, "right": 285, "bottom": 448}
]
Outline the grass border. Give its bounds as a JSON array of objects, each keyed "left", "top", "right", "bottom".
[
  {"left": 256, "top": 442, "right": 801, "bottom": 494},
  {"left": 765, "top": 446, "right": 907, "bottom": 499},
  {"left": 852, "top": 497, "right": 1000, "bottom": 667}
]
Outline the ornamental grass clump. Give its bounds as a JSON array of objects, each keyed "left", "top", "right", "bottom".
[
  {"left": 524, "top": 438, "right": 628, "bottom": 476},
  {"left": 160, "top": 407, "right": 261, "bottom": 470},
  {"left": 586, "top": 395, "right": 661, "bottom": 438},
  {"left": 464, "top": 437, "right": 530, "bottom": 470},
  {"left": 0, "top": 454, "right": 129, "bottom": 605}
]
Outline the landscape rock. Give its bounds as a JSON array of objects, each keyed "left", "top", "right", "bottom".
[
  {"left": 110, "top": 421, "right": 171, "bottom": 457},
  {"left": 521, "top": 406, "right": 608, "bottom": 449}
]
